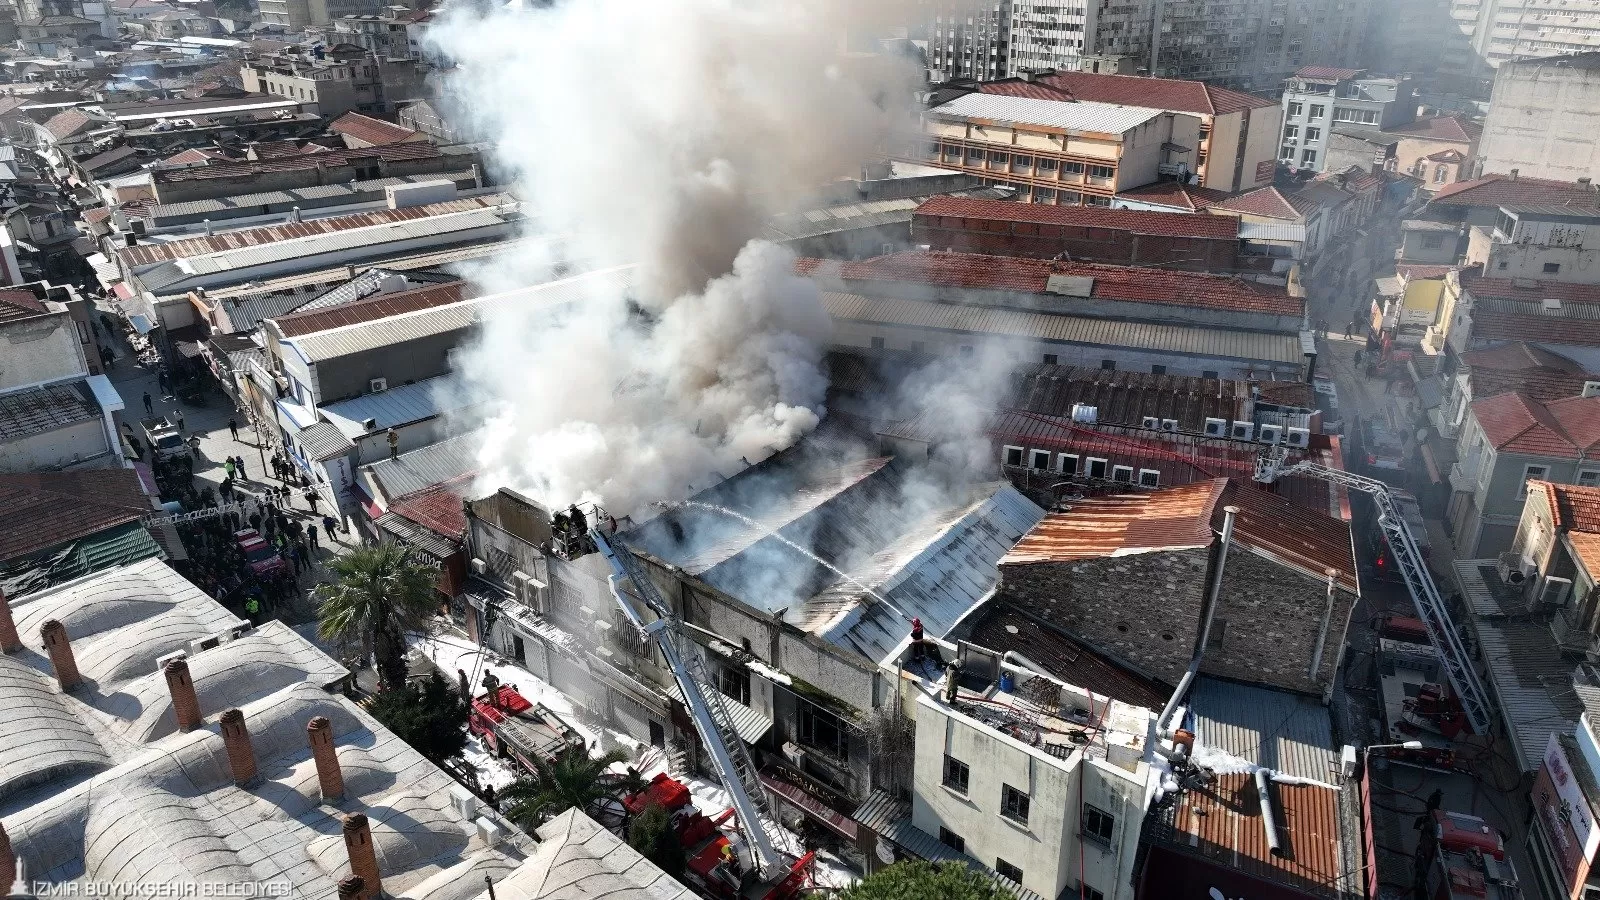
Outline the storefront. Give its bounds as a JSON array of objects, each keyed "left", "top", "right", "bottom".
[{"left": 1528, "top": 729, "right": 1600, "bottom": 900}]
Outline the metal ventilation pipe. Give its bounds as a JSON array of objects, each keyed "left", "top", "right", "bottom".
[
  {"left": 1255, "top": 768, "right": 1286, "bottom": 857},
  {"left": 1157, "top": 504, "right": 1239, "bottom": 737},
  {"left": 1309, "top": 568, "right": 1339, "bottom": 681}
]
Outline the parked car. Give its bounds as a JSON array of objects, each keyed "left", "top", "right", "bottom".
[
  {"left": 141, "top": 416, "right": 187, "bottom": 460},
  {"left": 233, "top": 529, "right": 286, "bottom": 578}
]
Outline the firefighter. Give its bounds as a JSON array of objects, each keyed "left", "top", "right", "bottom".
[{"left": 569, "top": 504, "right": 587, "bottom": 534}]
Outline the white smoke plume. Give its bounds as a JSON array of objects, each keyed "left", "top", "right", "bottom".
[{"left": 427, "top": 0, "right": 917, "bottom": 514}]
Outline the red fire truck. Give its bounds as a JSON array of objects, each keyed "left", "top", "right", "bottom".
[
  {"left": 1415, "top": 809, "right": 1521, "bottom": 900},
  {"left": 467, "top": 684, "right": 584, "bottom": 772},
  {"left": 623, "top": 772, "right": 814, "bottom": 900}
]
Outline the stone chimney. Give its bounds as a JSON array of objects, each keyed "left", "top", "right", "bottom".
[
  {"left": 219, "top": 709, "right": 259, "bottom": 786},
  {"left": 164, "top": 658, "right": 202, "bottom": 732},
  {"left": 307, "top": 716, "right": 344, "bottom": 803},
  {"left": 336, "top": 877, "right": 365, "bottom": 900},
  {"left": 0, "top": 822, "right": 14, "bottom": 894},
  {"left": 341, "top": 814, "right": 381, "bottom": 900},
  {"left": 39, "top": 620, "right": 80, "bottom": 691},
  {"left": 1510, "top": 168, "right": 1520, "bottom": 181},
  {"left": 0, "top": 588, "right": 20, "bottom": 654}
]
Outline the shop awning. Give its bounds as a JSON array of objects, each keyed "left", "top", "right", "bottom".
[
  {"left": 666, "top": 681, "right": 772, "bottom": 744},
  {"left": 759, "top": 770, "right": 857, "bottom": 841}
]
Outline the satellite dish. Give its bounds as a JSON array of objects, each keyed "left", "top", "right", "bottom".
[{"left": 875, "top": 839, "right": 895, "bottom": 866}]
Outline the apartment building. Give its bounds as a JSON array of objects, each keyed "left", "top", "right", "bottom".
[
  {"left": 258, "top": 0, "right": 395, "bottom": 29},
  {"left": 0, "top": 282, "right": 121, "bottom": 473},
  {"left": 909, "top": 92, "right": 1201, "bottom": 204},
  {"left": 925, "top": 0, "right": 1010, "bottom": 82},
  {"left": 1465, "top": 204, "right": 1600, "bottom": 283},
  {"left": 241, "top": 44, "right": 426, "bottom": 117},
  {"left": 1479, "top": 52, "right": 1600, "bottom": 183},
  {"left": 335, "top": 7, "right": 433, "bottom": 60},
  {"left": 1447, "top": 0, "right": 1600, "bottom": 77},
  {"left": 1279, "top": 68, "right": 1415, "bottom": 173}
]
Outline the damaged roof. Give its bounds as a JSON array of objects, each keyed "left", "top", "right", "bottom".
[
  {"left": 1002, "top": 480, "right": 1224, "bottom": 564},
  {"left": 962, "top": 603, "right": 1171, "bottom": 710}
]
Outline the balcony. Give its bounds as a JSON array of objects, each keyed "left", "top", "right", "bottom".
[{"left": 1448, "top": 458, "right": 1481, "bottom": 494}]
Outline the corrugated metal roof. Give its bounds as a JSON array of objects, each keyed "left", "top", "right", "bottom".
[
  {"left": 930, "top": 93, "right": 1167, "bottom": 134},
  {"left": 798, "top": 483, "right": 1045, "bottom": 665},
  {"left": 1237, "top": 221, "right": 1307, "bottom": 242},
  {"left": 357, "top": 430, "right": 480, "bottom": 503},
  {"left": 821, "top": 291, "right": 1305, "bottom": 364},
  {"left": 145, "top": 171, "right": 480, "bottom": 222},
  {"left": 1002, "top": 480, "right": 1224, "bottom": 564},
  {"left": 664, "top": 678, "right": 772, "bottom": 743},
  {"left": 293, "top": 420, "right": 354, "bottom": 461},
  {"left": 1186, "top": 676, "right": 1340, "bottom": 781},
  {"left": 375, "top": 510, "right": 458, "bottom": 559},
  {"left": 319, "top": 376, "right": 459, "bottom": 439}
]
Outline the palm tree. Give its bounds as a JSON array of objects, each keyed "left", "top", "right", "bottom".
[
  {"left": 500, "top": 746, "right": 631, "bottom": 831},
  {"left": 315, "top": 543, "right": 439, "bottom": 690}
]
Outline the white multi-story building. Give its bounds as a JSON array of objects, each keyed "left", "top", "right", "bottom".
[
  {"left": 1478, "top": 52, "right": 1600, "bottom": 182},
  {"left": 1448, "top": 0, "right": 1600, "bottom": 75},
  {"left": 1005, "top": 1, "right": 1093, "bottom": 76},
  {"left": 926, "top": 0, "right": 1011, "bottom": 82}
]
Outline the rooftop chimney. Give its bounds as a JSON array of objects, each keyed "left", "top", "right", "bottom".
[
  {"left": 1510, "top": 168, "right": 1520, "bottom": 181},
  {"left": 341, "top": 814, "right": 381, "bottom": 900},
  {"left": 0, "top": 823, "right": 13, "bottom": 894},
  {"left": 307, "top": 716, "right": 344, "bottom": 803},
  {"left": 336, "top": 878, "right": 365, "bottom": 900},
  {"left": 39, "top": 620, "right": 80, "bottom": 691},
  {"left": 0, "top": 588, "right": 20, "bottom": 654},
  {"left": 219, "top": 708, "right": 259, "bottom": 786},
  {"left": 164, "top": 657, "right": 201, "bottom": 732}
]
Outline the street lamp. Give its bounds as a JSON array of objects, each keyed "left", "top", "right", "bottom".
[{"left": 1362, "top": 740, "right": 1423, "bottom": 769}]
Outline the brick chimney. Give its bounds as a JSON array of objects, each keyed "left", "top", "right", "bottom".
[
  {"left": 219, "top": 708, "right": 259, "bottom": 786},
  {"left": 164, "top": 658, "right": 202, "bottom": 732},
  {"left": 336, "top": 877, "right": 365, "bottom": 900},
  {"left": 39, "top": 620, "right": 80, "bottom": 691},
  {"left": 0, "top": 588, "right": 20, "bottom": 654},
  {"left": 307, "top": 716, "right": 344, "bottom": 803},
  {"left": 341, "top": 814, "right": 381, "bottom": 900},
  {"left": 0, "top": 822, "right": 14, "bottom": 893}
]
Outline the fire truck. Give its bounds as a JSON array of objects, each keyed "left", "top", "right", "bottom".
[
  {"left": 623, "top": 772, "right": 815, "bottom": 900},
  {"left": 1414, "top": 809, "right": 1521, "bottom": 900},
  {"left": 467, "top": 683, "right": 584, "bottom": 772}
]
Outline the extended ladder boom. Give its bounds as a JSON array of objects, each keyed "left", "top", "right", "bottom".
[
  {"left": 1255, "top": 452, "right": 1492, "bottom": 734},
  {"left": 590, "top": 528, "right": 786, "bottom": 879}
]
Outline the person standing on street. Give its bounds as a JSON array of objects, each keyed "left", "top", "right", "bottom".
[
  {"left": 228, "top": 418, "right": 239, "bottom": 441},
  {"left": 305, "top": 489, "right": 320, "bottom": 514},
  {"left": 224, "top": 458, "right": 236, "bottom": 480},
  {"left": 323, "top": 514, "right": 339, "bottom": 538},
  {"left": 175, "top": 412, "right": 185, "bottom": 432},
  {"left": 307, "top": 524, "right": 319, "bottom": 549},
  {"left": 142, "top": 391, "right": 153, "bottom": 415}
]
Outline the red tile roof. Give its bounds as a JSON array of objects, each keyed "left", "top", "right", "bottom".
[
  {"left": 799, "top": 251, "right": 1302, "bottom": 316},
  {"left": 388, "top": 476, "right": 470, "bottom": 540},
  {"left": 271, "top": 281, "right": 466, "bottom": 337},
  {"left": 0, "top": 289, "right": 48, "bottom": 323},
  {"left": 1544, "top": 481, "right": 1600, "bottom": 532},
  {"left": 329, "top": 111, "right": 418, "bottom": 147},
  {"left": 1461, "top": 342, "right": 1586, "bottom": 374},
  {"left": 1293, "top": 66, "right": 1365, "bottom": 81},
  {"left": 1388, "top": 115, "right": 1481, "bottom": 144},
  {"left": 1431, "top": 174, "right": 1600, "bottom": 209},
  {"left": 0, "top": 470, "right": 151, "bottom": 562},
  {"left": 1459, "top": 341, "right": 1596, "bottom": 404},
  {"left": 1002, "top": 479, "right": 1225, "bottom": 564},
  {"left": 1426, "top": 149, "right": 1466, "bottom": 163},
  {"left": 42, "top": 108, "right": 95, "bottom": 142},
  {"left": 1114, "top": 180, "right": 1234, "bottom": 211},
  {"left": 160, "top": 147, "right": 221, "bottom": 166},
  {"left": 1471, "top": 313, "right": 1600, "bottom": 345},
  {"left": 117, "top": 196, "right": 504, "bottom": 268},
  {"left": 1209, "top": 186, "right": 1307, "bottom": 220},
  {"left": 1462, "top": 274, "right": 1600, "bottom": 304},
  {"left": 979, "top": 71, "right": 1276, "bottom": 115},
  {"left": 1163, "top": 775, "right": 1345, "bottom": 895},
  {"left": 914, "top": 195, "right": 1239, "bottom": 239},
  {"left": 1471, "top": 392, "right": 1600, "bottom": 458},
  {"left": 152, "top": 141, "right": 441, "bottom": 184}
]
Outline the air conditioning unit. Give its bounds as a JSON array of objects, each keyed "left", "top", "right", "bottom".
[
  {"left": 1258, "top": 424, "right": 1283, "bottom": 444},
  {"left": 156, "top": 649, "right": 188, "bottom": 674},
  {"left": 450, "top": 785, "right": 478, "bottom": 821},
  {"left": 1141, "top": 416, "right": 1161, "bottom": 430},
  {"left": 361, "top": 417, "right": 377, "bottom": 431},
  {"left": 369, "top": 377, "right": 388, "bottom": 393},
  {"left": 1204, "top": 417, "right": 1228, "bottom": 437},
  {"left": 1230, "top": 421, "right": 1255, "bottom": 441},
  {"left": 1537, "top": 575, "right": 1574, "bottom": 608},
  {"left": 1584, "top": 380, "right": 1600, "bottom": 399},
  {"left": 1161, "top": 419, "right": 1179, "bottom": 432},
  {"left": 470, "top": 557, "right": 487, "bottom": 575},
  {"left": 511, "top": 570, "right": 545, "bottom": 612},
  {"left": 782, "top": 741, "right": 807, "bottom": 767},
  {"left": 1497, "top": 552, "right": 1532, "bottom": 588},
  {"left": 474, "top": 817, "right": 502, "bottom": 848},
  {"left": 1286, "top": 426, "right": 1311, "bottom": 448}
]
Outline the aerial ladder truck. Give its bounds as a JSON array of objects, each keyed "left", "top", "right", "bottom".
[
  {"left": 1253, "top": 446, "right": 1493, "bottom": 736},
  {"left": 591, "top": 528, "right": 814, "bottom": 900}
]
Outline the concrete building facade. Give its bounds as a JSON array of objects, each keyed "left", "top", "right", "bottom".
[
  {"left": 1279, "top": 68, "right": 1415, "bottom": 173},
  {"left": 1479, "top": 53, "right": 1600, "bottom": 183}
]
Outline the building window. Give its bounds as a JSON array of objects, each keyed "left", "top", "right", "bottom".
[
  {"left": 716, "top": 661, "right": 750, "bottom": 705},
  {"left": 1202, "top": 370, "right": 1219, "bottom": 379},
  {"left": 1003, "top": 445, "right": 1024, "bottom": 467},
  {"left": 1434, "top": 165, "right": 1449, "bottom": 184},
  {"left": 870, "top": 336, "right": 885, "bottom": 349},
  {"left": 1309, "top": 103, "right": 1325, "bottom": 119},
  {"left": 1112, "top": 465, "right": 1134, "bottom": 482},
  {"left": 1083, "top": 804, "right": 1115, "bottom": 843},
  {"left": 1138, "top": 469, "right": 1161, "bottom": 488},
  {"left": 1280, "top": 146, "right": 1295, "bottom": 161},
  {"left": 1206, "top": 618, "right": 1228, "bottom": 649},
  {"left": 1422, "top": 234, "right": 1444, "bottom": 249},
  {"left": 996, "top": 859, "right": 1023, "bottom": 883},
  {"left": 1087, "top": 458, "right": 1108, "bottom": 479},
  {"left": 1545, "top": 263, "right": 1562, "bottom": 274},
  {"left": 1088, "top": 164, "right": 1114, "bottom": 182},
  {"left": 1034, "top": 188, "right": 1057, "bottom": 203},
  {"left": 1283, "top": 124, "right": 1299, "bottom": 140},
  {"left": 1080, "top": 888, "right": 1105, "bottom": 900},
  {"left": 1058, "top": 453, "right": 1079, "bottom": 475},
  {"left": 938, "top": 827, "right": 965, "bottom": 853},
  {"left": 1580, "top": 470, "right": 1600, "bottom": 488},
  {"left": 1303, "top": 127, "right": 1320, "bottom": 143},
  {"left": 797, "top": 704, "right": 849, "bottom": 761},
  {"left": 1521, "top": 465, "right": 1549, "bottom": 499},
  {"left": 1151, "top": 364, "right": 1166, "bottom": 375},
  {"left": 1029, "top": 449, "right": 1052, "bottom": 470},
  {"left": 1301, "top": 148, "right": 1317, "bottom": 166},
  {"left": 1059, "top": 190, "right": 1082, "bottom": 205},
  {"left": 943, "top": 755, "right": 970, "bottom": 793},
  {"left": 1100, "top": 359, "right": 1116, "bottom": 370},
  {"left": 1043, "top": 353, "right": 1058, "bottom": 365},
  {"left": 1287, "top": 101, "right": 1303, "bottom": 117},
  {"left": 1001, "top": 784, "right": 1030, "bottom": 824},
  {"left": 1061, "top": 161, "right": 1085, "bottom": 178}
]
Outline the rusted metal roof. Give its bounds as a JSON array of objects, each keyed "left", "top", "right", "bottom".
[
  {"left": 1221, "top": 481, "right": 1358, "bottom": 593},
  {"left": 914, "top": 195, "right": 1239, "bottom": 239},
  {"left": 1001, "top": 479, "right": 1225, "bottom": 564}
]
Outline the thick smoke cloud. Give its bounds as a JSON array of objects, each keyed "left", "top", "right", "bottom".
[{"left": 427, "top": 0, "right": 916, "bottom": 514}]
